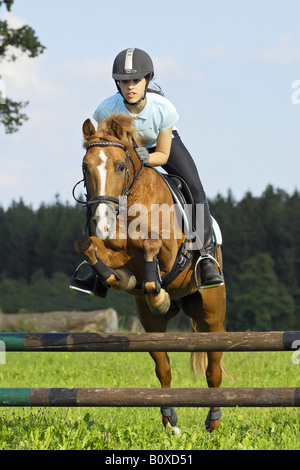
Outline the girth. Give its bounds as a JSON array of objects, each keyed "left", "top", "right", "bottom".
[
  {"left": 144, "top": 170, "right": 194, "bottom": 289},
  {"left": 161, "top": 241, "right": 192, "bottom": 287}
]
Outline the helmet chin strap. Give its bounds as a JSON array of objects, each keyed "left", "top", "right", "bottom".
[{"left": 123, "top": 95, "right": 146, "bottom": 106}]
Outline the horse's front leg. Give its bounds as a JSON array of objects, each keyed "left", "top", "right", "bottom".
[
  {"left": 74, "top": 235, "right": 136, "bottom": 290},
  {"left": 142, "top": 235, "right": 170, "bottom": 315}
]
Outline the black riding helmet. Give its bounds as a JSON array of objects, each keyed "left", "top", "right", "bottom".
[
  {"left": 112, "top": 48, "right": 154, "bottom": 105},
  {"left": 112, "top": 48, "right": 154, "bottom": 81}
]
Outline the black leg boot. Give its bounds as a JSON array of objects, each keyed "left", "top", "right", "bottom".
[{"left": 194, "top": 199, "right": 224, "bottom": 287}]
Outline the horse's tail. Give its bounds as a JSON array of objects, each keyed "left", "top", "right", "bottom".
[
  {"left": 190, "top": 351, "right": 234, "bottom": 382},
  {"left": 190, "top": 320, "right": 234, "bottom": 383}
]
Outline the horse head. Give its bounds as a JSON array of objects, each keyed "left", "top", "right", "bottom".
[{"left": 82, "top": 114, "right": 142, "bottom": 240}]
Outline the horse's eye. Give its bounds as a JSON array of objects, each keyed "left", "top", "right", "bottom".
[{"left": 117, "top": 162, "right": 126, "bottom": 173}]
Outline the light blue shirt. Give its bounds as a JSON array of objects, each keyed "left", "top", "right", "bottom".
[{"left": 93, "top": 92, "right": 179, "bottom": 149}]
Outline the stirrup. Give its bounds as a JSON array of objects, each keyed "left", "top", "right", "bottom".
[
  {"left": 194, "top": 253, "right": 224, "bottom": 289},
  {"left": 69, "top": 261, "right": 96, "bottom": 295}
]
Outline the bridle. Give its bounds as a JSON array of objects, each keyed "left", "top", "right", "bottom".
[{"left": 72, "top": 138, "right": 144, "bottom": 231}]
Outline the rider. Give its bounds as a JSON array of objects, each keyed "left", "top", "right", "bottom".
[{"left": 72, "top": 48, "right": 223, "bottom": 291}]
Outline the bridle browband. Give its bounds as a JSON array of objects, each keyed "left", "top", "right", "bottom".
[{"left": 72, "top": 138, "right": 144, "bottom": 231}]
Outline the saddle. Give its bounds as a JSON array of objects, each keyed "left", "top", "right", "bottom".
[
  {"left": 151, "top": 170, "right": 223, "bottom": 289},
  {"left": 157, "top": 170, "right": 222, "bottom": 246},
  {"left": 157, "top": 172, "right": 194, "bottom": 236}
]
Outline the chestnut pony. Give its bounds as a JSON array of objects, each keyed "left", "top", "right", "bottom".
[{"left": 73, "top": 114, "right": 227, "bottom": 432}]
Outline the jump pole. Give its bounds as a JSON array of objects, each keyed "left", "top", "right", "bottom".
[
  {"left": 1, "top": 331, "right": 300, "bottom": 352},
  {"left": 0, "top": 387, "right": 299, "bottom": 407}
]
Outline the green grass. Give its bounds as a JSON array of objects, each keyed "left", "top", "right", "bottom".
[{"left": 0, "top": 349, "right": 299, "bottom": 450}]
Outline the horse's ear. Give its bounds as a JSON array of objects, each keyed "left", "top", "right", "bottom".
[
  {"left": 83, "top": 119, "right": 96, "bottom": 139},
  {"left": 110, "top": 118, "right": 124, "bottom": 139}
]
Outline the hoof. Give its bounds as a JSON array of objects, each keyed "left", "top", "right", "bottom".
[
  {"left": 146, "top": 290, "right": 171, "bottom": 315},
  {"left": 166, "top": 422, "right": 181, "bottom": 435},
  {"left": 142, "top": 280, "right": 161, "bottom": 295},
  {"left": 113, "top": 269, "right": 137, "bottom": 290},
  {"left": 161, "top": 407, "right": 181, "bottom": 435},
  {"left": 74, "top": 235, "right": 92, "bottom": 253},
  {"left": 205, "top": 408, "right": 222, "bottom": 432}
]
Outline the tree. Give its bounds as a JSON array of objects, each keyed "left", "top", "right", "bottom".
[
  {"left": 0, "top": 0, "right": 46, "bottom": 133},
  {"left": 1, "top": 199, "right": 38, "bottom": 280},
  {"left": 228, "top": 253, "right": 296, "bottom": 331}
]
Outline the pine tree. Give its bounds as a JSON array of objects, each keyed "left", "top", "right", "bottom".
[{"left": 229, "top": 252, "right": 296, "bottom": 331}]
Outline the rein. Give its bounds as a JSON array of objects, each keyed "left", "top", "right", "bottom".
[{"left": 72, "top": 138, "right": 144, "bottom": 227}]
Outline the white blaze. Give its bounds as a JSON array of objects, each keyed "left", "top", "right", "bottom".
[
  {"left": 94, "top": 150, "right": 115, "bottom": 239},
  {"left": 97, "top": 149, "right": 108, "bottom": 195}
]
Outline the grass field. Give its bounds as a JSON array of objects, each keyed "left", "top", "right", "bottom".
[{"left": 0, "top": 347, "right": 299, "bottom": 450}]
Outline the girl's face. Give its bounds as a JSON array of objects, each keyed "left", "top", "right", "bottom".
[{"left": 118, "top": 77, "right": 147, "bottom": 105}]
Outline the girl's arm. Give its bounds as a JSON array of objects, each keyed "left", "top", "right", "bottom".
[{"left": 147, "top": 127, "right": 173, "bottom": 167}]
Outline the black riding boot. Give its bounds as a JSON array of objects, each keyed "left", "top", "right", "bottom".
[{"left": 194, "top": 199, "right": 224, "bottom": 287}]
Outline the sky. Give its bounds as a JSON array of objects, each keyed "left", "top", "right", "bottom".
[{"left": 0, "top": 0, "right": 299, "bottom": 209}]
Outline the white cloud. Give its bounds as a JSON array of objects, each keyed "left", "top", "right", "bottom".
[
  {"left": 1, "top": 55, "right": 64, "bottom": 98},
  {"left": 253, "top": 33, "right": 300, "bottom": 64},
  {"left": 153, "top": 55, "right": 204, "bottom": 82},
  {"left": 2, "top": 11, "right": 27, "bottom": 28},
  {"left": 1, "top": 12, "right": 67, "bottom": 105},
  {"left": 200, "top": 44, "right": 233, "bottom": 59},
  {"left": 1, "top": 12, "right": 30, "bottom": 67},
  {"left": 0, "top": 157, "right": 32, "bottom": 193},
  {"left": 61, "top": 57, "right": 112, "bottom": 83}
]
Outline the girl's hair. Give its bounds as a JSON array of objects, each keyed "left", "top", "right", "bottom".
[{"left": 145, "top": 73, "right": 164, "bottom": 96}]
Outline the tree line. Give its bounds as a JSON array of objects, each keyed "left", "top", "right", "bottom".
[{"left": 0, "top": 185, "right": 299, "bottom": 331}]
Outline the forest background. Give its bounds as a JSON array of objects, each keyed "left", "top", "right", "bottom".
[
  {"left": 1, "top": 1, "right": 299, "bottom": 332},
  {"left": 0, "top": 184, "right": 299, "bottom": 332}
]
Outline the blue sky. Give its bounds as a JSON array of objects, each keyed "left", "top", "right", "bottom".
[{"left": 1, "top": 0, "right": 299, "bottom": 208}]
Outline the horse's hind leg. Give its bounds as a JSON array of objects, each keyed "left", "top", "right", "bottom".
[
  {"left": 203, "top": 351, "right": 223, "bottom": 431},
  {"left": 182, "top": 287, "right": 226, "bottom": 432},
  {"left": 135, "top": 297, "right": 180, "bottom": 434}
]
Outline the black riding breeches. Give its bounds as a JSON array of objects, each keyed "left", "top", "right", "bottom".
[
  {"left": 149, "top": 130, "right": 214, "bottom": 251},
  {"left": 148, "top": 131, "right": 206, "bottom": 203},
  {"left": 162, "top": 130, "right": 206, "bottom": 204}
]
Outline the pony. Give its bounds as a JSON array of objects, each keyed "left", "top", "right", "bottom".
[{"left": 72, "top": 114, "right": 227, "bottom": 433}]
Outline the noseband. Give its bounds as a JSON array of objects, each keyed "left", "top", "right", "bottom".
[{"left": 72, "top": 138, "right": 144, "bottom": 229}]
